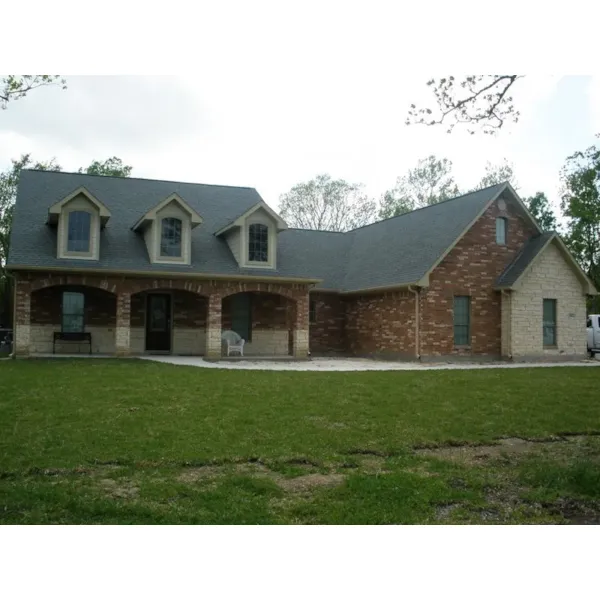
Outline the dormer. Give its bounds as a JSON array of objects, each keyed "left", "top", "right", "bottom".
[
  {"left": 48, "top": 187, "right": 111, "bottom": 261},
  {"left": 132, "top": 193, "right": 203, "bottom": 265},
  {"left": 215, "top": 202, "right": 287, "bottom": 269}
]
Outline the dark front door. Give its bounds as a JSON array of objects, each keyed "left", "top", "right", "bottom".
[{"left": 146, "top": 293, "right": 171, "bottom": 352}]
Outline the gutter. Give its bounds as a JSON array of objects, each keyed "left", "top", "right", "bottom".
[
  {"left": 7, "top": 264, "right": 322, "bottom": 286},
  {"left": 408, "top": 285, "right": 421, "bottom": 360}
]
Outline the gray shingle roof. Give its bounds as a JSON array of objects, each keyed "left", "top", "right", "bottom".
[
  {"left": 8, "top": 170, "right": 507, "bottom": 292},
  {"left": 495, "top": 232, "right": 555, "bottom": 288}
]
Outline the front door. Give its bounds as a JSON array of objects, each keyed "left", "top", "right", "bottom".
[{"left": 146, "top": 293, "right": 171, "bottom": 352}]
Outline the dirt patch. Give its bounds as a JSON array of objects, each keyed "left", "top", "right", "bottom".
[
  {"left": 544, "top": 498, "right": 600, "bottom": 525},
  {"left": 99, "top": 478, "right": 139, "bottom": 499},
  {"left": 416, "top": 437, "right": 560, "bottom": 464},
  {"left": 177, "top": 466, "right": 223, "bottom": 483},
  {"left": 435, "top": 503, "right": 461, "bottom": 520},
  {"left": 277, "top": 473, "right": 346, "bottom": 493},
  {"left": 359, "top": 456, "right": 391, "bottom": 474}
]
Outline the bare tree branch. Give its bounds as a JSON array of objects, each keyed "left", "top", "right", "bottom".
[
  {"left": 406, "top": 75, "right": 523, "bottom": 135},
  {"left": 1, "top": 75, "right": 67, "bottom": 109}
]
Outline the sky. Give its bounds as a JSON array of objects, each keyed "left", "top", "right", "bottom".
[{"left": 1, "top": 73, "right": 598, "bottom": 217}]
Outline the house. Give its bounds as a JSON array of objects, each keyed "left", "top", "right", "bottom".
[{"left": 7, "top": 170, "right": 598, "bottom": 360}]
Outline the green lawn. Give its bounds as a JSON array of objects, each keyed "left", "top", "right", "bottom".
[{"left": 1, "top": 359, "right": 599, "bottom": 524}]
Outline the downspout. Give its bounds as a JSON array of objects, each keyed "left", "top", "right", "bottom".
[
  {"left": 11, "top": 274, "right": 16, "bottom": 359},
  {"left": 500, "top": 289, "right": 512, "bottom": 360},
  {"left": 408, "top": 285, "right": 420, "bottom": 360}
]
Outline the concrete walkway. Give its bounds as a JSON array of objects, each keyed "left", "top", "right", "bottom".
[{"left": 139, "top": 355, "right": 600, "bottom": 372}]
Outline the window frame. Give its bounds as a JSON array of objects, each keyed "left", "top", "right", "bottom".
[
  {"left": 66, "top": 210, "right": 92, "bottom": 254},
  {"left": 248, "top": 223, "right": 269, "bottom": 263},
  {"left": 309, "top": 299, "right": 317, "bottom": 324},
  {"left": 543, "top": 298, "right": 557, "bottom": 347},
  {"left": 61, "top": 291, "right": 85, "bottom": 333},
  {"left": 453, "top": 295, "right": 471, "bottom": 347},
  {"left": 159, "top": 217, "right": 183, "bottom": 258},
  {"left": 496, "top": 217, "right": 507, "bottom": 246}
]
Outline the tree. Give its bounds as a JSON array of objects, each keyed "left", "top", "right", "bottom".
[
  {"left": 0, "top": 155, "right": 62, "bottom": 278},
  {"left": 524, "top": 192, "right": 557, "bottom": 232},
  {"left": 406, "top": 75, "right": 522, "bottom": 134},
  {"left": 79, "top": 156, "right": 132, "bottom": 178},
  {"left": 379, "top": 155, "right": 460, "bottom": 219},
  {"left": 473, "top": 159, "right": 519, "bottom": 190},
  {"left": 279, "top": 174, "right": 377, "bottom": 232},
  {"left": 1, "top": 75, "right": 66, "bottom": 109},
  {"left": 0, "top": 155, "right": 61, "bottom": 328},
  {"left": 560, "top": 140, "right": 600, "bottom": 310}
]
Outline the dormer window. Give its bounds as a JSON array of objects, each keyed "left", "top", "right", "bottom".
[
  {"left": 131, "top": 193, "right": 202, "bottom": 265},
  {"left": 48, "top": 187, "right": 110, "bottom": 261},
  {"left": 160, "top": 217, "right": 182, "bottom": 258},
  {"left": 248, "top": 223, "right": 269, "bottom": 262},
  {"left": 67, "top": 211, "right": 92, "bottom": 253}
]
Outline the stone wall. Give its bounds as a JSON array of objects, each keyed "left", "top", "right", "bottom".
[
  {"left": 509, "top": 242, "right": 587, "bottom": 358},
  {"left": 420, "top": 197, "right": 537, "bottom": 357},
  {"left": 345, "top": 291, "right": 416, "bottom": 358},
  {"left": 308, "top": 292, "right": 346, "bottom": 354}
]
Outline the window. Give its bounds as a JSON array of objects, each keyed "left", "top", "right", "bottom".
[
  {"left": 62, "top": 292, "right": 85, "bottom": 333},
  {"left": 453, "top": 296, "right": 471, "bottom": 346},
  {"left": 160, "top": 218, "right": 182, "bottom": 257},
  {"left": 496, "top": 217, "right": 507, "bottom": 245},
  {"left": 588, "top": 318, "right": 592, "bottom": 328},
  {"left": 543, "top": 299, "right": 557, "bottom": 347},
  {"left": 309, "top": 300, "right": 317, "bottom": 324},
  {"left": 67, "top": 211, "right": 91, "bottom": 252},
  {"left": 231, "top": 293, "right": 252, "bottom": 341},
  {"left": 248, "top": 224, "right": 269, "bottom": 262}
]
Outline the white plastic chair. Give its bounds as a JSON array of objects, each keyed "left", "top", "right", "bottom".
[{"left": 221, "top": 330, "right": 245, "bottom": 357}]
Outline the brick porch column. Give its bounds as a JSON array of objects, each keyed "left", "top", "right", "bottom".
[
  {"left": 205, "top": 294, "right": 222, "bottom": 358},
  {"left": 115, "top": 291, "right": 131, "bottom": 356},
  {"left": 293, "top": 292, "right": 310, "bottom": 358},
  {"left": 14, "top": 279, "right": 31, "bottom": 357}
]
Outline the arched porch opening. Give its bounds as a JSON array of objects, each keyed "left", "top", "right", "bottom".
[
  {"left": 129, "top": 288, "right": 208, "bottom": 355},
  {"left": 221, "top": 291, "right": 296, "bottom": 356},
  {"left": 29, "top": 284, "right": 117, "bottom": 354}
]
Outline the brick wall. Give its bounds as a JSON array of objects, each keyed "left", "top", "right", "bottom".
[
  {"left": 509, "top": 242, "right": 587, "bottom": 358},
  {"left": 420, "top": 198, "right": 536, "bottom": 357},
  {"left": 31, "top": 286, "right": 116, "bottom": 326},
  {"left": 308, "top": 292, "right": 346, "bottom": 354},
  {"left": 345, "top": 291, "right": 416, "bottom": 358}
]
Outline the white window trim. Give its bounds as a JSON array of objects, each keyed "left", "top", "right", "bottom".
[
  {"left": 241, "top": 217, "right": 277, "bottom": 269},
  {"left": 58, "top": 206, "right": 100, "bottom": 261},
  {"left": 150, "top": 209, "right": 192, "bottom": 266},
  {"left": 496, "top": 216, "right": 507, "bottom": 246}
]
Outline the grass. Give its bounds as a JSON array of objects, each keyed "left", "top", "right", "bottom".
[{"left": 1, "top": 359, "right": 599, "bottom": 524}]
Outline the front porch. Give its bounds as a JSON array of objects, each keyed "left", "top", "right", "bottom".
[{"left": 14, "top": 274, "right": 310, "bottom": 359}]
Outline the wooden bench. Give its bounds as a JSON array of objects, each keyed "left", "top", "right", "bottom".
[{"left": 53, "top": 332, "right": 92, "bottom": 355}]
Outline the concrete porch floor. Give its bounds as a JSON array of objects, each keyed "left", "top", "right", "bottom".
[
  {"left": 18, "top": 354, "right": 600, "bottom": 371},
  {"left": 138, "top": 355, "right": 600, "bottom": 371}
]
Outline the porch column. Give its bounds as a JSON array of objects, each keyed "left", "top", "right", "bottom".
[
  {"left": 205, "top": 294, "right": 222, "bottom": 359},
  {"left": 14, "top": 279, "right": 31, "bottom": 357},
  {"left": 115, "top": 291, "right": 131, "bottom": 356},
  {"left": 293, "top": 291, "right": 310, "bottom": 359}
]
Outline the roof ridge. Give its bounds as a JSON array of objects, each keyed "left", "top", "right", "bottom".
[
  {"left": 345, "top": 182, "right": 508, "bottom": 234},
  {"left": 286, "top": 227, "right": 347, "bottom": 234},
  {"left": 20, "top": 169, "right": 259, "bottom": 192}
]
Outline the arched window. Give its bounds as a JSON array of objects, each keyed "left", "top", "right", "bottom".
[
  {"left": 248, "top": 224, "right": 268, "bottom": 262},
  {"left": 496, "top": 217, "right": 507, "bottom": 245},
  {"left": 160, "top": 218, "right": 182, "bottom": 257},
  {"left": 67, "top": 211, "right": 92, "bottom": 252},
  {"left": 62, "top": 291, "right": 85, "bottom": 333}
]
